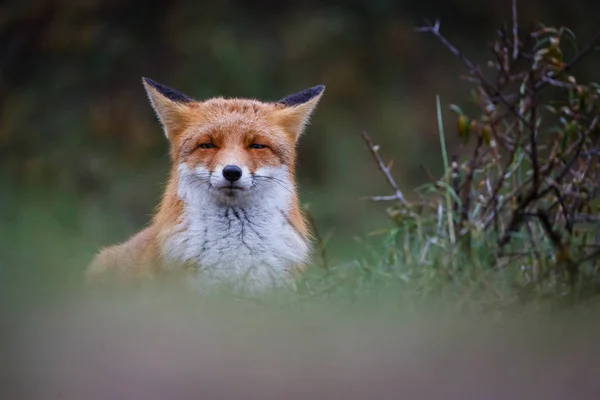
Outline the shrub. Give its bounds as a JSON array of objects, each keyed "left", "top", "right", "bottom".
[{"left": 328, "top": 4, "right": 600, "bottom": 310}]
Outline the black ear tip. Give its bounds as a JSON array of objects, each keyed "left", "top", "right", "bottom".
[
  {"left": 303, "top": 85, "right": 325, "bottom": 97},
  {"left": 141, "top": 77, "right": 193, "bottom": 103},
  {"left": 142, "top": 77, "right": 164, "bottom": 91},
  {"left": 313, "top": 84, "right": 326, "bottom": 94},
  {"left": 278, "top": 84, "right": 326, "bottom": 107}
]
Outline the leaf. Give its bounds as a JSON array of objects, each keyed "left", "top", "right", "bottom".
[
  {"left": 457, "top": 114, "right": 470, "bottom": 143},
  {"left": 481, "top": 124, "right": 491, "bottom": 146},
  {"left": 449, "top": 104, "right": 463, "bottom": 115}
]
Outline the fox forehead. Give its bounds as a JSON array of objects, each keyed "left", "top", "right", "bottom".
[
  {"left": 177, "top": 99, "right": 293, "bottom": 156},
  {"left": 179, "top": 99, "right": 289, "bottom": 139},
  {"left": 188, "top": 98, "right": 280, "bottom": 124}
]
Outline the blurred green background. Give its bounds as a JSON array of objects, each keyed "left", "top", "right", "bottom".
[{"left": 1, "top": 0, "right": 599, "bottom": 286}]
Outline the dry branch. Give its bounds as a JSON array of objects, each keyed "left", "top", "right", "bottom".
[{"left": 360, "top": 131, "right": 409, "bottom": 206}]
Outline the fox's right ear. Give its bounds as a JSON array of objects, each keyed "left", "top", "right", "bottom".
[{"left": 142, "top": 77, "right": 194, "bottom": 138}]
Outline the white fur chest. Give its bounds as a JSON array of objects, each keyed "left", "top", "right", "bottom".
[{"left": 163, "top": 203, "right": 309, "bottom": 292}]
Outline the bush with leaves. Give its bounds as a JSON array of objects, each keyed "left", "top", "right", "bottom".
[{"left": 358, "top": 4, "right": 600, "bottom": 307}]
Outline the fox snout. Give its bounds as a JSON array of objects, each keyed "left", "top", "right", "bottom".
[
  {"left": 216, "top": 164, "right": 247, "bottom": 196},
  {"left": 204, "top": 163, "right": 255, "bottom": 200}
]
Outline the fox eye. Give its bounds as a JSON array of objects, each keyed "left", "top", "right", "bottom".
[
  {"left": 198, "top": 143, "right": 216, "bottom": 149},
  {"left": 249, "top": 144, "right": 267, "bottom": 149}
]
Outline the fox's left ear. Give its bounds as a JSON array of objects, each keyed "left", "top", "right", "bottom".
[
  {"left": 275, "top": 85, "right": 325, "bottom": 140},
  {"left": 142, "top": 77, "right": 194, "bottom": 138}
]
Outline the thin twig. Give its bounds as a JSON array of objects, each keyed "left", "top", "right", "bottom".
[
  {"left": 460, "top": 136, "right": 482, "bottom": 226},
  {"left": 367, "top": 195, "right": 400, "bottom": 202},
  {"left": 528, "top": 70, "right": 540, "bottom": 192},
  {"left": 417, "top": 20, "right": 530, "bottom": 127},
  {"left": 573, "top": 214, "right": 600, "bottom": 223},
  {"left": 512, "top": 0, "right": 519, "bottom": 60},
  {"left": 552, "top": 185, "right": 574, "bottom": 233},
  {"left": 361, "top": 131, "right": 409, "bottom": 206}
]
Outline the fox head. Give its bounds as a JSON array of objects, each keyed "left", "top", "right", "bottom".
[{"left": 142, "top": 78, "right": 324, "bottom": 207}]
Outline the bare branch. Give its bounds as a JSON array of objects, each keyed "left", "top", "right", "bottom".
[
  {"left": 361, "top": 131, "right": 409, "bottom": 206},
  {"left": 417, "top": 20, "right": 530, "bottom": 126},
  {"left": 366, "top": 195, "right": 401, "bottom": 202},
  {"left": 528, "top": 71, "right": 540, "bottom": 192},
  {"left": 451, "top": 155, "right": 460, "bottom": 215},
  {"left": 512, "top": 0, "right": 519, "bottom": 60}
]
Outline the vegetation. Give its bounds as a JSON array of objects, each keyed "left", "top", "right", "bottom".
[{"left": 298, "top": 8, "right": 600, "bottom": 314}]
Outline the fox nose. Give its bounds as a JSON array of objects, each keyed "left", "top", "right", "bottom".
[{"left": 222, "top": 165, "right": 242, "bottom": 182}]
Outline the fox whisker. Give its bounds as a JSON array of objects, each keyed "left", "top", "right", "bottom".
[{"left": 252, "top": 175, "right": 294, "bottom": 195}]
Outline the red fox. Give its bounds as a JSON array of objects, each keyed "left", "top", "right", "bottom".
[{"left": 85, "top": 78, "right": 325, "bottom": 293}]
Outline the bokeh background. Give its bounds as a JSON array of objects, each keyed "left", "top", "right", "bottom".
[{"left": 2, "top": 0, "right": 599, "bottom": 286}]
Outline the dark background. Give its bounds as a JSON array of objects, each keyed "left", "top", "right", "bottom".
[{"left": 1, "top": 0, "right": 598, "bottom": 283}]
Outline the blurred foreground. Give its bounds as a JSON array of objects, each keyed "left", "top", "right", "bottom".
[{"left": 4, "top": 288, "right": 600, "bottom": 399}]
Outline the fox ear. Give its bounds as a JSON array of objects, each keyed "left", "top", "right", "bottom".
[
  {"left": 142, "top": 77, "right": 194, "bottom": 138},
  {"left": 275, "top": 85, "right": 325, "bottom": 140}
]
